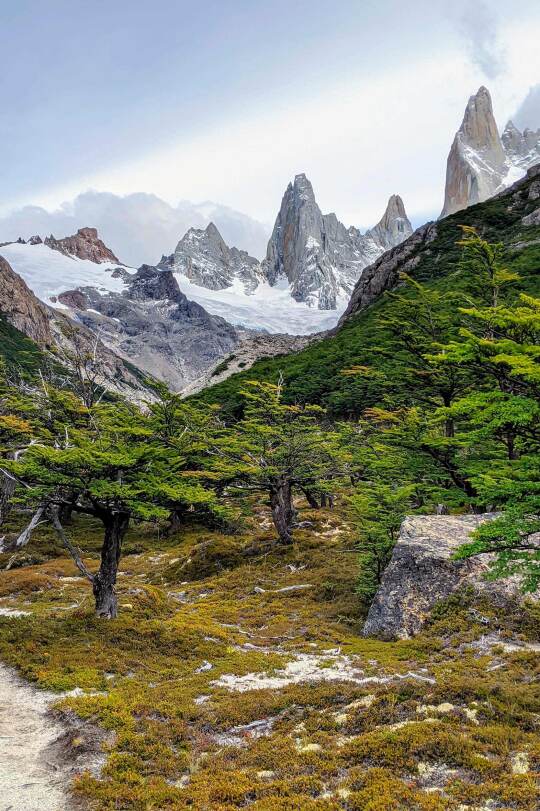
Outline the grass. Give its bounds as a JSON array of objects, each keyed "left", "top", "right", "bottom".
[{"left": 0, "top": 498, "right": 538, "bottom": 810}]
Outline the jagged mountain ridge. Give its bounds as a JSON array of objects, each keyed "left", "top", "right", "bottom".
[
  {"left": 162, "top": 174, "right": 412, "bottom": 313},
  {"left": 441, "top": 86, "right": 540, "bottom": 218}
]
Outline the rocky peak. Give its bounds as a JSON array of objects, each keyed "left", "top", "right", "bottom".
[
  {"left": 459, "top": 86, "right": 505, "bottom": 162},
  {"left": 441, "top": 86, "right": 506, "bottom": 218},
  {"left": 502, "top": 120, "right": 540, "bottom": 168},
  {"left": 263, "top": 174, "right": 412, "bottom": 310},
  {"left": 161, "top": 222, "right": 263, "bottom": 293},
  {"left": 44, "top": 227, "right": 120, "bottom": 264},
  {"left": 366, "top": 194, "right": 413, "bottom": 251},
  {"left": 441, "top": 87, "right": 540, "bottom": 219}
]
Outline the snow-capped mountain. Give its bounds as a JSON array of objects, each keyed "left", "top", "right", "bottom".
[
  {"left": 0, "top": 238, "right": 241, "bottom": 391},
  {"left": 441, "top": 86, "right": 540, "bottom": 218},
  {"left": 160, "top": 174, "right": 412, "bottom": 327}
]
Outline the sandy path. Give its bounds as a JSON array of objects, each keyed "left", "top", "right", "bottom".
[{"left": 0, "top": 663, "right": 74, "bottom": 811}]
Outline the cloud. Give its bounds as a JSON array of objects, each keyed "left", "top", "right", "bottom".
[
  {"left": 0, "top": 192, "right": 270, "bottom": 266},
  {"left": 512, "top": 84, "right": 540, "bottom": 130},
  {"left": 456, "top": 1, "right": 506, "bottom": 79}
]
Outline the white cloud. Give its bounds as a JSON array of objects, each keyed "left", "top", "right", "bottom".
[
  {"left": 6, "top": 18, "right": 540, "bottom": 236},
  {"left": 455, "top": 0, "right": 506, "bottom": 80}
]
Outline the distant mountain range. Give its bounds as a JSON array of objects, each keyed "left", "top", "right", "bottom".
[
  {"left": 0, "top": 191, "right": 270, "bottom": 265},
  {"left": 159, "top": 173, "right": 412, "bottom": 316},
  {"left": 0, "top": 84, "right": 538, "bottom": 396}
]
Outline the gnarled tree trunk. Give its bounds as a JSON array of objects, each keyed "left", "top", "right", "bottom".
[
  {"left": 270, "top": 479, "right": 295, "bottom": 545},
  {"left": 0, "top": 469, "right": 16, "bottom": 526},
  {"left": 301, "top": 487, "right": 320, "bottom": 509},
  {"left": 93, "top": 511, "right": 130, "bottom": 619}
]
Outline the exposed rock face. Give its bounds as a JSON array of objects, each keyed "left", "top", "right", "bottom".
[
  {"left": 441, "top": 87, "right": 540, "bottom": 218},
  {"left": 0, "top": 256, "right": 53, "bottom": 346},
  {"left": 363, "top": 514, "right": 528, "bottom": 640},
  {"left": 338, "top": 221, "right": 438, "bottom": 326},
  {"left": 262, "top": 174, "right": 412, "bottom": 310},
  {"left": 160, "top": 223, "right": 263, "bottom": 293},
  {"left": 63, "top": 264, "right": 240, "bottom": 391},
  {"left": 44, "top": 227, "right": 120, "bottom": 264}
]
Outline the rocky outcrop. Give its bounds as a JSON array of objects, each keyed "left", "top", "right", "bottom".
[
  {"left": 441, "top": 87, "right": 540, "bottom": 218},
  {"left": 160, "top": 223, "right": 264, "bottom": 293},
  {"left": 44, "top": 227, "right": 120, "bottom": 264},
  {"left": 337, "top": 221, "right": 438, "bottom": 326},
  {"left": 62, "top": 264, "right": 240, "bottom": 391},
  {"left": 363, "top": 514, "right": 531, "bottom": 640},
  {"left": 262, "top": 174, "right": 412, "bottom": 310},
  {"left": 0, "top": 256, "right": 53, "bottom": 346}
]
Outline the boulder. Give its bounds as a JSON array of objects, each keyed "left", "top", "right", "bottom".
[{"left": 363, "top": 514, "right": 526, "bottom": 640}]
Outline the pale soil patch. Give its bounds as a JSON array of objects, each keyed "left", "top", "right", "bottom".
[
  {"left": 0, "top": 662, "right": 76, "bottom": 811},
  {"left": 212, "top": 650, "right": 435, "bottom": 692}
]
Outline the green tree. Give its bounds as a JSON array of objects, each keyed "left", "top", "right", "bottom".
[
  {"left": 10, "top": 393, "right": 219, "bottom": 617},
  {"left": 432, "top": 230, "right": 540, "bottom": 588},
  {"left": 351, "top": 482, "right": 416, "bottom": 600},
  {"left": 212, "top": 381, "right": 349, "bottom": 544}
]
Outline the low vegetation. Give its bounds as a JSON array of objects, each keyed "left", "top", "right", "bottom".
[{"left": 0, "top": 180, "right": 539, "bottom": 808}]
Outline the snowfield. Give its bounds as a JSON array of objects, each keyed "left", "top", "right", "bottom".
[
  {"left": 173, "top": 274, "right": 344, "bottom": 334},
  {"left": 0, "top": 242, "right": 343, "bottom": 335},
  {"left": 0, "top": 242, "right": 132, "bottom": 306}
]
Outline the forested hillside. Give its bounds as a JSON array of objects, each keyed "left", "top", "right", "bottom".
[{"left": 199, "top": 168, "right": 540, "bottom": 421}]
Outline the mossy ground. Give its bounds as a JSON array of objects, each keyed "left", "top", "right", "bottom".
[{"left": 0, "top": 500, "right": 538, "bottom": 810}]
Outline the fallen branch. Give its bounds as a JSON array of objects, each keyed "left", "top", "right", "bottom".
[{"left": 14, "top": 506, "right": 46, "bottom": 548}]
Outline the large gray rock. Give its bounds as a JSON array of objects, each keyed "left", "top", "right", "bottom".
[
  {"left": 441, "top": 87, "right": 540, "bottom": 218},
  {"left": 363, "top": 514, "right": 527, "bottom": 640}
]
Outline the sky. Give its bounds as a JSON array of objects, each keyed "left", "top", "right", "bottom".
[{"left": 1, "top": 0, "right": 540, "bottom": 237}]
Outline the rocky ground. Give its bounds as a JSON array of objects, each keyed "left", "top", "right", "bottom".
[{"left": 0, "top": 502, "right": 538, "bottom": 810}]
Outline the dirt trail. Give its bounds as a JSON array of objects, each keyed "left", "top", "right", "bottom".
[{"left": 0, "top": 663, "right": 75, "bottom": 811}]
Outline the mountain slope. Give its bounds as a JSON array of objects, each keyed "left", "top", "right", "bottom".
[
  {"left": 0, "top": 255, "right": 155, "bottom": 400},
  {"left": 196, "top": 164, "right": 540, "bottom": 418},
  {"left": 0, "top": 240, "right": 243, "bottom": 392}
]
